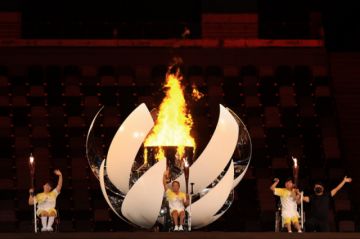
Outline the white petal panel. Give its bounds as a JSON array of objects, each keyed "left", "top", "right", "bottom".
[
  {"left": 86, "top": 106, "right": 103, "bottom": 143},
  {"left": 176, "top": 104, "right": 239, "bottom": 193},
  {"left": 188, "top": 162, "right": 234, "bottom": 229},
  {"left": 198, "top": 211, "right": 227, "bottom": 229},
  {"left": 121, "top": 159, "right": 166, "bottom": 229},
  {"left": 106, "top": 103, "right": 154, "bottom": 194}
]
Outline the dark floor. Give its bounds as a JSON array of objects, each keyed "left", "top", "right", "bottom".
[{"left": 0, "top": 232, "right": 360, "bottom": 239}]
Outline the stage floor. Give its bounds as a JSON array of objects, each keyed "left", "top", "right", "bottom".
[{"left": 0, "top": 232, "right": 359, "bottom": 239}]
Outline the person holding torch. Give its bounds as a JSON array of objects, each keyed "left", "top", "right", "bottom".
[
  {"left": 28, "top": 169, "right": 63, "bottom": 232},
  {"left": 163, "top": 164, "right": 189, "bottom": 231},
  {"left": 271, "top": 177, "right": 302, "bottom": 233}
]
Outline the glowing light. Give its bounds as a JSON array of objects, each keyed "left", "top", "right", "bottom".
[
  {"left": 144, "top": 71, "right": 195, "bottom": 160},
  {"left": 184, "top": 157, "right": 189, "bottom": 168},
  {"left": 192, "top": 85, "right": 204, "bottom": 101},
  {"left": 292, "top": 156, "right": 298, "bottom": 168},
  {"left": 29, "top": 154, "right": 34, "bottom": 164}
]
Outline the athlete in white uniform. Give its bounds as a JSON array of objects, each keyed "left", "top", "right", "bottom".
[
  {"left": 29, "top": 169, "right": 63, "bottom": 232},
  {"left": 163, "top": 168, "right": 189, "bottom": 231},
  {"left": 270, "top": 178, "right": 302, "bottom": 233}
]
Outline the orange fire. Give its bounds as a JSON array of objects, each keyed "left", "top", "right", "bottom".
[
  {"left": 191, "top": 84, "right": 204, "bottom": 101},
  {"left": 144, "top": 70, "right": 195, "bottom": 160}
]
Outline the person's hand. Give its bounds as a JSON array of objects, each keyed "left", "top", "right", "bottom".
[
  {"left": 29, "top": 188, "right": 34, "bottom": 194},
  {"left": 274, "top": 178, "right": 279, "bottom": 183},
  {"left": 54, "top": 169, "right": 62, "bottom": 176},
  {"left": 344, "top": 176, "right": 352, "bottom": 183}
]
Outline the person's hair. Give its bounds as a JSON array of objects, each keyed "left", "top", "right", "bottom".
[
  {"left": 172, "top": 181, "right": 180, "bottom": 187},
  {"left": 314, "top": 181, "right": 325, "bottom": 188},
  {"left": 285, "top": 177, "right": 293, "bottom": 183},
  {"left": 44, "top": 181, "right": 53, "bottom": 188}
]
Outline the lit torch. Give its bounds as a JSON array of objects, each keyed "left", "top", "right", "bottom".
[
  {"left": 292, "top": 156, "right": 304, "bottom": 229},
  {"left": 183, "top": 157, "right": 190, "bottom": 194},
  {"left": 292, "top": 156, "right": 298, "bottom": 187},
  {"left": 183, "top": 157, "right": 193, "bottom": 231},
  {"left": 29, "top": 153, "right": 35, "bottom": 188},
  {"left": 29, "top": 153, "right": 37, "bottom": 233}
]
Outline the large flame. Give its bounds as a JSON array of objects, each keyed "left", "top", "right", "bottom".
[{"left": 144, "top": 70, "right": 195, "bottom": 160}]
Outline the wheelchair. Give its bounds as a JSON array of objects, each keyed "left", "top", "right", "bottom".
[
  {"left": 33, "top": 209, "right": 60, "bottom": 233},
  {"left": 275, "top": 197, "right": 305, "bottom": 232},
  {"left": 159, "top": 198, "right": 190, "bottom": 232}
]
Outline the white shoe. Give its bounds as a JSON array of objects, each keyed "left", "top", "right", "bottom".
[
  {"left": 298, "top": 229, "right": 303, "bottom": 233},
  {"left": 47, "top": 226, "right": 53, "bottom": 232},
  {"left": 174, "top": 225, "right": 179, "bottom": 231},
  {"left": 41, "top": 227, "right": 48, "bottom": 232},
  {"left": 178, "top": 225, "right": 184, "bottom": 231}
]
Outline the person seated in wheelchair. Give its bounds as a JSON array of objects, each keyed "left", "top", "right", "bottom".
[
  {"left": 163, "top": 167, "right": 189, "bottom": 231},
  {"left": 28, "top": 169, "right": 63, "bottom": 232},
  {"left": 270, "top": 177, "right": 302, "bottom": 233}
]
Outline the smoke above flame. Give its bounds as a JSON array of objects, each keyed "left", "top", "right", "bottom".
[{"left": 144, "top": 68, "right": 195, "bottom": 160}]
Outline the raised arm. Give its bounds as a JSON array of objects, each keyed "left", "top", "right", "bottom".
[
  {"left": 163, "top": 168, "right": 170, "bottom": 191},
  {"left": 270, "top": 178, "right": 280, "bottom": 192},
  {"left": 28, "top": 188, "right": 35, "bottom": 205},
  {"left": 54, "top": 169, "right": 63, "bottom": 193},
  {"left": 331, "top": 176, "right": 352, "bottom": 197}
]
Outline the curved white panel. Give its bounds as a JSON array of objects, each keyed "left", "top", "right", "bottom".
[
  {"left": 86, "top": 106, "right": 104, "bottom": 143},
  {"left": 106, "top": 103, "right": 154, "bottom": 194},
  {"left": 99, "top": 160, "right": 122, "bottom": 219},
  {"left": 176, "top": 104, "right": 239, "bottom": 193},
  {"left": 198, "top": 210, "right": 227, "bottom": 229},
  {"left": 121, "top": 159, "right": 166, "bottom": 229},
  {"left": 188, "top": 162, "right": 234, "bottom": 229}
]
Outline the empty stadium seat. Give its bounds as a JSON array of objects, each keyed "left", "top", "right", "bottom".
[{"left": 338, "top": 220, "right": 355, "bottom": 232}]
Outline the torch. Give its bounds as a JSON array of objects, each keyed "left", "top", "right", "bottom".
[
  {"left": 292, "top": 156, "right": 304, "bottom": 229},
  {"left": 183, "top": 157, "right": 192, "bottom": 231},
  {"left": 183, "top": 157, "right": 189, "bottom": 194},
  {"left": 29, "top": 153, "right": 37, "bottom": 233},
  {"left": 29, "top": 154, "right": 35, "bottom": 187},
  {"left": 292, "top": 156, "right": 299, "bottom": 187}
]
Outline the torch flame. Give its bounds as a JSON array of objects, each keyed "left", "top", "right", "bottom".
[
  {"left": 292, "top": 156, "right": 298, "bottom": 168},
  {"left": 183, "top": 157, "right": 189, "bottom": 168},
  {"left": 29, "top": 154, "right": 34, "bottom": 164},
  {"left": 144, "top": 70, "right": 195, "bottom": 160}
]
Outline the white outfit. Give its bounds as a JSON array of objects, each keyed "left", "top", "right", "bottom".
[{"left": 274, "top": 188, "right": 299, "bottom": 218}]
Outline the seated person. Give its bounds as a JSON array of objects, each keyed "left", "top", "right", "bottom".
[
  {"left": 163, "top": 168, "right": 188, "bottom": 231},
  {"left": 270, "top": 177, "right": 302, "bottom": 233},
  {"left": 303, "top": 176, "right": 352, "bottom": 232},
  {"left": 29, "top": 169, "right": 63, "bottom": 232}
]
